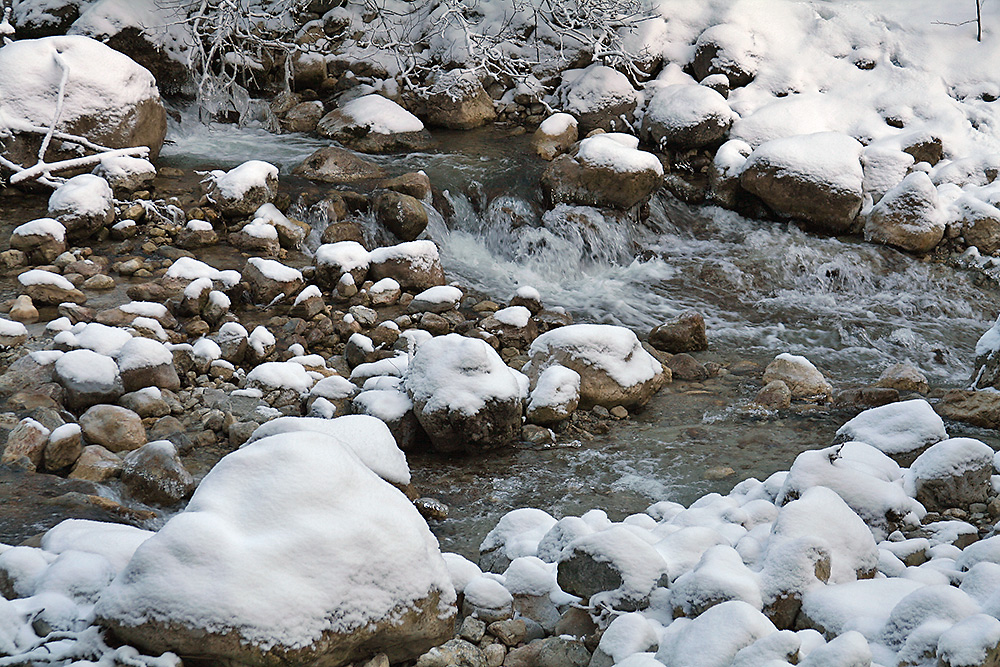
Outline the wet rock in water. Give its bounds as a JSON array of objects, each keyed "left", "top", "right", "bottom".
[
  {"left": 282, "top": 100, "right": 324, "bottom": 133},
  {"left": 415, "top": 638, "right": 487, "bottom": 667},
  {"left": 754, "top": 380, "right": 791, "bottom": 409},
  {"left": 369, "top": 241, "right": 446, "bottom": 292},
  {"left": 864, "top": 172, "right": 944, "bottom": 254},
  {"left": 10, "top": 218, "right": 67, "bottom": 264},
  {"left": 380, "top": 171, "right": 432, "bottom": 201},
  {"left": 541, "top": 134, "right": 662, "bottom": 210},
  {"left": 649, "top": 311, "right": 708, "bottom": 353},
  {"left": 44, "top": 423, "right": 84, "bottom": 471},
  {"left": 831, "top": 387, "right": 899, "bottom": 409},
  {"left": 910, "top": 438, "right": 994, "bottom": 511},
  {"left": 374, "top": 190, "right": 428, "bottom": 241},
  {"left": 554, "top": 64, "right": 639, "bottom": 133},
  {"left": 526, "top": 365, "right": 580, "bottom": 425},
  {"left": 48, "top": 174, "right": 116, "bottom": 241},
  {"left": 876, "top": 363, "right": 929, "bottom": 394},
  {"left": 121, "top": 440, "right": 196, "bottom": 506},
  {"left": 18, "top": 269, "right": 87, "bottom": 306},
  {"left": 936, "top": 389, "right": 1000, "bottom": 429},
  {"left": 405, "top": 334, "right": 523, "bottom": 454},
  {"left": 54, "top": 349, "right": 123, "bottom": 411},
  {"left": 205, "top": 160, "right": 279, "bottom": 217},
  {"left": 79, "top": 405, "right": 146, "bottom": 453},
  {"left": 762, "top": 353, "right": 832, "bottom": 402},
  {"left": 532, "top": 113, "right": 578, "bottom": 161},
  {"left": 117, "top": 337, "right": 180, "bottom": 393},
  {"left": 415, "top": 497, "right": 449, "bottom": 521},
  {"left": 666, "top": 353, "right": 708, "bottom": 381},
  {"left": 318, "top": 94, "right": 434, "bottom": 153},
  {"left": 0, "top": 418, "right": 50, "bottom": 470},
  {"left": 293, "top": 146, "right": 387, "bottom": 183},
  {"left": 641, "top": 84, "right": 735, "bottom": 149},
  {"left": 420, "top": 70, "right": 496, "bottom": 130},
  {"left": 96, "top": 428, "right": 456, "bottom": 667},
  {"left": 739, "top": 132, "right": 864, "bottom": 233},
  {"left": 242, "top": 257, "right": 305, "bottom": 306},
  {"left": 524, "top": 324, "right": 668, "bottom": 409}
]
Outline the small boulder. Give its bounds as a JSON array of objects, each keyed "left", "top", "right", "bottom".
[
  {"left": 68, "top": 444, "right": 122, "bottom": 482},
  {"left": 0, "top": 418, "right": 50, "bottom": 470},
  {"left": 641, "top": 84, "right": 735, "bottom": 149},
  {"left": 44, "top": 423, "right": 84, "bottom": 471},
  {"left": 369, "top": 241, "right": 446, "bottom": 292},
  {"left": 117, "top": 337, "right": 180, "bottom": 393},
  {"left": 910, "top": 437, "right": 994, "bottom": 511},
  {"left": 18, "top": 269, "right": 86, "bottom": 306},
  {"left": 649, "top": 311, "right": 708, "bottom": 353},
  {"left": 864, "top": 172, "right": 944, "bottom": 253},
  {"left": 79, "top": 404, "right": 146, "bottom": 453},
  {"left": 526, "top": 365, "right": 580, "bottom": 425},
  {"left": 10, "top": 218, "right": 67, "bottom": 264},
  {"left": 205, "top": 161, "right": 278, "bottom": 217},
  {"left": 877, "top": 363, "right": 929, "bottom": 394},
  {"left": 554, "top": 64, "right": 639, "bottom": 133},
  {"left": 316, "top": 241, "right": 370, "bottom": 288},
  {"left": 317, "top": 94, "right": 434, "bottom": 154},
  {"left": 374, "top": 190, "right": 428, "bottom": 241},
  {"left": 421, "top": 70, "right": 496, "bottom": 130},
  {"left": 121, "top": 440, "right": 196, "bottom": 506},
  {"left": 293, "top": 146, "right": 387, "bottom": 183},
  {"left": 48, "top": 175, "right": 115, "bottom": 240},
  {"left": 762, "top": 353, "right": 832, "bottom": 402},
  {"left": 53, "top": 349, "right": 123, "bottom": 411},
  {"left": 532, "top": 113, "right": 578, "bottom": 161},
  {"left": 242, "top": 257, "right": 305, "bottom": 306}
]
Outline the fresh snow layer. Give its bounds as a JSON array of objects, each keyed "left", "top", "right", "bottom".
[
  {"left": 835, "top": 399, "right": 947, "bottom": 455},
  {"left": 247, "top": 257, "right": 302, "bottom": 283},
  {"left": 95, "top": 430, "right": 454, "bottom": 649},
  {"left": 18, "top": 269, "right": 76, "bottom": 291},
  {"left": 576, "top": 134, "right": 664, "bottom": 176},
  {"left": 331, "top": 94, "right": 424, "bottom": 134},
  {"left": 49, "top": 174, "right": 113, "bottom": 218},
  {"left": 12, "top": 217, "right": 65, "bottom": 241},
  {"left": 116, "top": 336, "right": 172, "bottom": 372},
  {"left": 208, "top": 161, "right": 278, "bottom": 200},
  {"left": 526, "top": 324, "right": 663, "bottom": 389},
  {"left": 493, "top": 305, "right": 531, "bottom": 328}
]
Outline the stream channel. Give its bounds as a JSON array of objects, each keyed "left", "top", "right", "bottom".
[{"left": 160, "top": 118, "right": 1000, "bottom": 558}]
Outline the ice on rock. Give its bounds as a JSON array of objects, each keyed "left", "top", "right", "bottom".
[
  {"left": 655, "top": 600, "right": 776, "bottom": 667},
  {"left": 834, "top": 399, "right": 947, "bottom": 462},
  {"left": 95, "top": 430, "right": 456, "bottom": 662},
  {"left": 243, "top": 415, "right": 409, "bottom": 486}
]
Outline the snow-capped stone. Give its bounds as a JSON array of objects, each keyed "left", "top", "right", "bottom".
[
  {"left": 44, "top": 422, "right": 83, "bottom": 471},
  {"left": 95, "top": 430, "right": 456, "bottom": 666},
  {"left": 116, "top": 337, "right": 180, "bottom": 392},
  {"left": 369, "top": 278, "right": 402, "bottom": 306},
  {"left": 316, "top": 241, "right": 370, "bottom": 288},
  {"left": 242, "top": 257, "right": 304, "bottom": 305},
  {"left": 864, "top": 171, "right": 945, "bottom": 253},
  {"left": 408, "top": 285, "right": 462, "bottom": 314},
  {"left": 642, "top": 84, "right": 735, "bottom": 149},
  {"left": 48, "top": 174, "right": 115, "bottom": 240},
  {"left": 0, "top": 317, "right": 27, "bottom": 348},
  {"left": 93, "top": 154, "right": 156, "bottom": 193},
  {"left": 479, "top": 508, "right": 557, "bottom": 574},
  {"left": 709, "top": 139, "right": 752, "bottom": 208},
  {"left": 762, "top": 353, "right": 832, "bottom": 402},
  {"left": 555, "top": 64, "right": 640, "bottom": 133},
  {"left": 878, "top": 585, "right": 981, "bottom": 649},
  {"left": 557, "top": 526, "right": 669, "bottom": 610},
  {"left": 670, "top": 545, "right": 762, "bottom": 617},
  {"left": 229, "top": 220, "right": 280, "bottom": 256},
  {"left": 253, "top": 203, "right": 310, "bottom": 250},
  {"left": 53, "top": 349, "right": 123, "bottom": 411},
  {"left": 691, "top": 24, "right": 758, "bottom": 88},
  {"left": 532, "top": 113, "right": 578, "bottom": 161},
  {"left": 834, "top": 399, "right": 947, "bottom": 465},
  {"left": 936, "top": 614, "right": 1000, "bottom": 667},
  {"left": 542, "top": 133, "right": 664, "bottom": 210},
  {"left": 121, "top": 440, "right": 195, "bottom": 506},
  {"left": 480, "top": 305, "right": 538, "bottom": 349},
  {"left": 18, "top": 268, "right": 86, "bottom": 305},
  {"left": 10, "top": 217, "right": 66, "bottom": 263},
  {"left": 205, "top": 160, "right": 279, "bottom": 217},
  {"left": 421, "top": 69, "right": 496, "bottom": 130},
  {"left": 523, "top": 324, "right": 667, "bottom": 409},
  {"left": 0, "top": 35, "right": 167, "bottom": 171},
  {"left": 404, "top": 333, "right": 523, "bottom": 454},
  {"left": 317, "top": 94, "right": 433, "bottom": 154},
  {"left": 655, "top": 601, "right": 776, "bottom": 667},
  {"left": 244, "top": 361, "right": 315, "bottom": 394},
  {"left": 79, "top": 404, "right": 146, "bottom": 453},
  {"left": 526, "top": 365, "right": 580, "bottom": 425},
  {"left": 0, "top": 418, "right": 50, "bottom": 470},
  {"left": 463, "top": 576, "right": 514, "bottom": 623},
  {"left": 369, "top": 241, "right": 446, "bottom": 292},
  {"left": 351, "top": 389, "right": 422, "bottom": 451},
  {"left": 739, "top": 132, "right": 865, "bottom": 233},
  {"left": 908, "top": 437, "right": 995, "bottom": 511},
  {"left": 798, "top": 577, "right": 923, "bottom": 639}
]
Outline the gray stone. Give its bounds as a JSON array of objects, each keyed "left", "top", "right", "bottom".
[{"left": 121, "top": 440, "right": 196, "bottom": 506}]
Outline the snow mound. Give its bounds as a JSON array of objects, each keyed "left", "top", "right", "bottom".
[
  {"left": 835, "top": 399, "right": 947, "bottom": 458},
  {"left": 576, "top": 134, "right": 664, "bottom": 176},
  {"left": 327, "top": 94, "right": 424, "bottom": 134}
]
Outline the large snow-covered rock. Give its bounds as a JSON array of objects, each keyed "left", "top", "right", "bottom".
[
  {"left": 404, "top": 333, "right": 523, "bottom": 454},
  {"left": 641, "top": 84, "right": 735, "bottom": 149},
  {"left": 739, "top": 132, "right": 865, "bottom": 233},
  {"left": 317, "top": 94, "right": 433, "bottom": 154},
  {"left": 204, "top": 161, "right": 279, "bottom": 217},
  {"left": 834, "top": 399, "right": 947, "bottom": 465},
  {"left": 908, "top": 437, "right": 995, "bottom": 511},
  {"left": 0, "top": 35, "right": 167, "bottom": 171},
  {"left": 48, "top": 174, "right": 114, "bottom": 241},
  {"left": 523, "top": 324, "right": 668, "bottom": 409},
  {"left": 95, "top": 430, "right": 456, "bottom": 666},
  {"left": 555, "top": 64, "right": 640, "bottom": 133},
  {"left": 541, "top": 134, "right": 663, "bottom": 210},
  {"left": 864, "top": 172, "right": 945, "bottom": 253},
  {"left": 368, "top": 241, "right": 446, "bottom": 292}
]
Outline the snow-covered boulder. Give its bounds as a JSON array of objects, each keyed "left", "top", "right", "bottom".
[
  {"left": 0, "top": 318, "right": 27, "bottom": 348},
  {"left": 761, "top": 353, "right": 832, "bottom": 402},
  {"left": 369, "top": 241, "right": 446, "bottom": 292},
  {"left": 0, "top": 35, "right": 167, "bottom": 171},
  {"left": 655, "top": 601, "right": 775, "bottom": 667},
  {"left": 317, "top": 94, "right": 433, "bottom": 154},
  {"left": 669, "top": 545, "right": 762, "bottom": 617},
  {"left": 542, "top": 133, "right": 663, "bottom": 210},
  {"left": 229, "top": 220, "right": 280, "bottom": 256},
  {"left": 532, "top": 113, "right": 578, "bottom": 161},
  {"left": 408, "top": 285, "right": 462, "bottom": 314},
  {"left": 204, "top": 161, "right": 279, "bottom": 217},
  {"left": 53, "top": 349, "right": 123, "bottom": 411},
  {"left": 420, "top": 69, "right": 496, "bottom": 130},
  {"left": 834, "top": 399, "right": 947, "bottom": 465},
  {"left": 958, "top": 196, "right": 1000, "bottom": 255},
  {"left": 555, "top": 64, "right": 640, "bottom": 133},
  {"left": 739, "top": 132, "right": 865, "bottom": 233},
  {"left": 523, "top": 324, "right": 668, "bottom": 409},
  {"left": 864, "top": 172, "right": 945, "bottom": 253},
  {"left": 908, "top": 437, "right": 994, "bottom": 511},
  {"left": 479, "top": 305, "right": 539, "bottom": 349},
  {"left": 93, "top": 154, "right": 156, "bottom": 194},
  {"left": 708, "top": 138, "right": 752, "bottom": 208},
  {"left": 116, "top": 336, "right": 180, "bottom": 392},
  {"left": 10, "top": 218, "right": 66, "bottom": 264},
  {"left": 404, "top": 333, "right": 523, "bottom": 454},
  {"left": 691, "top": 24, "right": 758, "bottom": 89},
  {"left": 48, "top": 174, "right": 115, "bottom": 241},
  {"left": 316, "top": 241, "right": 371, "bottom": 288},
  {"left": 641, "top": 84, "right": 735, "bottom": 149},
  {"left": 242, "top": 257, "right": 304, "bottom": 306},
  {"left": 95, "top": 430, "right": 456, "bottom": 666},
  {"left": 526, "top": 365, "right": 580, "bottom": 425},
  {"left": 557, "top": 526, "right": 669, "bottom": 610}
]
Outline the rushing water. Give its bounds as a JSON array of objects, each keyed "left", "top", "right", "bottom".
[{"left": 160, "top": 118, "right": 1000, "bottom": 557}]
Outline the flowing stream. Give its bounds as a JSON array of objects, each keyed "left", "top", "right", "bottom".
[{"left": 160, "top": 118, "right": 1000, "bottom": 557}]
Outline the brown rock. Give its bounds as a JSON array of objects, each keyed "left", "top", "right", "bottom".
[
  {"left": 1, "top": 418, "right": 50, "bottom": 470},
  {"left": 754, "top": 380, "right": 791, "bottom": 409},
  {"left": 374, "top": 191, "right": 428, "bottom": 241},
  {"left": 44, "top": 423, "right": 84, "bottom": 471},
  {"left": 666, "top": 353, "right": 708, "bottom": 381},
  {"left": 292, "top": 146, "right": 387, "bottom": 183},
  {"left": 422, "top": 71, "right": 496, "bottom": 130},
  {"left": 69, "top": 445, "right": 123, "bottom": 482},
  {"left": 121, "top": 440, "right": 196, "bottom": 506},
  {"left": 935, "top": 390, "right": 1000, "bottom": 429},
  {"left": 876, "top": 363, "right": 929, "bottom": 394},
  {"left": 649, "top": 311, "right": 708, "bottom": 353},
  {"left": 79, "top": 405, "right": 146, "bottom": 453}
]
